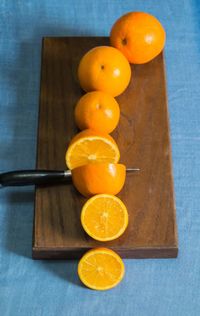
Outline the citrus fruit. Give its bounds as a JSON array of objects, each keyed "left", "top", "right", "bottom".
[
  {"left": 65, "top": 129, "right": 120, "bottom": 170},
  {"left": 78, "top": 46, "right": 131, "bottom": 97},
  {"left": 81, "top": 194, "right": 128, "bottom": 241},
  {"left": 110, "top": 12, "right": 166, "bottom": 64},
  {"left": 78, "top": 247, "right": 125, "bottom": 290},
  {"left": 71, "top": 163, "right": 126, "bottom": 197},
  {"left": 74, "top": 91, "right": 120, "bottom": 134}
]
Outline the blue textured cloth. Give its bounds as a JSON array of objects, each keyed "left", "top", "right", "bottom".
[{"left": 0, "top": 1, "right": 200, "bottom": 315}]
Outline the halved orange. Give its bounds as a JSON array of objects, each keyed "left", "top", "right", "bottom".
[
  {"left": 78, "top": 248, "right": 125, "bottom": 290},
  {"left": 81, "top": 194, "right": 128, "bottom": 241},
  {"left": 65, "top": 129, "right": 120, "bottom": 170},
  {"left": 71, "top": 163, "right": 126, "bottom": 197}
]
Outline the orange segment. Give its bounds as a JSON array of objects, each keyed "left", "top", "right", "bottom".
[
  {"left": 78, "top": 248, "right": 125, "bottom": 290},
  {"left": 81, "top": 194, "right": 128, "bottom": 241},
  {"left": 65, "top": 129, "right": 120, "bottom": 170},
  {"left": 71, "top": 163, "right": 126, "bottom": 197}
]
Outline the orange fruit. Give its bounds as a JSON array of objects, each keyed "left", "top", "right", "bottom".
[
  {"left": 74, "top": 91, "right": 120, "bottom": 134},
  {"left": 71, "top": 163, "right": 126, "bottom": 197},
  {"left": 78, "top": 46, "right": 131, "bottom": 97},
  {"left": 110, "top": 12, "right": 166, "bottom": 64},
  {"left": 81, "top": 194, "right": 128, "bottom": 241},
  {"left": 65, "top": 129, "right": 120, "bottom": 170},
  {"left": 78, "top": 247, "right": 125, "bottom": 290}
]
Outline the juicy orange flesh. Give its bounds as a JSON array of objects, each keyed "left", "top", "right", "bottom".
[
  {"left": 82, "top": 196, "right": 127, "bottom": 240},
  {"left": 79, "top": 252, "right": 123, "bottom": 289},
  {"left": 67, "top": 138, "right": 118, "bottom": 169}
]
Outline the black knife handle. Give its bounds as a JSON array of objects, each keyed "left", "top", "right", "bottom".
[{"left": 0, "top": 170, "right": 72, "bottom": 187}]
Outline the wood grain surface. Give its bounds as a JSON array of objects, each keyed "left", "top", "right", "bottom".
[{"left": 33, "top": 37, "right": 178, "bottom": 259}]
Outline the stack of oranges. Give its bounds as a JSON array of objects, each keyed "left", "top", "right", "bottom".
[{"left": 65, "top": 12, "right": 166, "bottom": 290}]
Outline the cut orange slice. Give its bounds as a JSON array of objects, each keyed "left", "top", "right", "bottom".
[
  {"left": 65, "top": 129, "right": 120, "bottom": 170},
  {"left": 81, "top": 194, "right": 128, "bottom": 241},
  {"left": 78, "top": 248, "right": 125, "bottom": 290}
]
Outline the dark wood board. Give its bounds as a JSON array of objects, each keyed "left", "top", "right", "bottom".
[{"left": 33, "top": 37, "right": 178, "bottom": 259}]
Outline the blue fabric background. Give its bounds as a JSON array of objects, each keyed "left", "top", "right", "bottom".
[{"left": 0, "top": 0, "right": 200, "bottom": 315}]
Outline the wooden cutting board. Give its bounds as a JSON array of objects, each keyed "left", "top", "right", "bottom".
[{"left": 32, "top": 37, "right": 178, "bottom": 259}]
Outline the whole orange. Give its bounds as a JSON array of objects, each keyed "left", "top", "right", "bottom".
[
  {"left": 78, "top": 46, "right": 131, "bottom": 97},
  {"left": 110, "top": 12, "right": 166, "bottom": 64},
  {"left": 74, "top": 91, "right": 120, "bottom": 133},
  {"left": 71, "top": 163, "right": 126, "bottom": 197}
]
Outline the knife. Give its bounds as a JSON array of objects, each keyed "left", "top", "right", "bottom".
[{"left": 0, "top": 168, "right": 140, "bottom": 187}]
